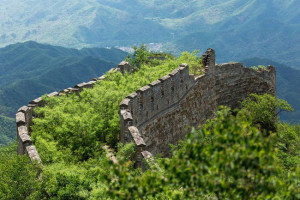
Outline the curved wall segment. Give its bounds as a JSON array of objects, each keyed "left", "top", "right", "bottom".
[
  {"left": 16, "top": 49, "right": 276, "bottom": 168},
  {"left": 16, "top": 65, "right": 122, "bottom": 164},
  {"left": 120, "top": 48, "right": 276, "bottom": 167}
]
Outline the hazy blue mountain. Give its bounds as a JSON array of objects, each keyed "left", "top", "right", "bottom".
[
  {"left": 163, "top": 0, "right": 300, "bottom": 69},
  {"left": 0, "top": 41, "right": 127, "bottom": 145},
  {"left": 241, "top": 58, "right": 300, "bottom": 123},
  {"left": 0, "top": 0, "right": 299, "bottom": 69}
]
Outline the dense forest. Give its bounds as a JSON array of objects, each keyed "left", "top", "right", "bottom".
[{"left": 0, "top": 47, "right": 299, "bottom": 199}]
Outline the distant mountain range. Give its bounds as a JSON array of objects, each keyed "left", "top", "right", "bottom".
[
  {"left": 0, "top": 41, "right": 127, "bottom": 145},
  {"left": 0, "top": 0, "right": 299, "bottom": 69}
]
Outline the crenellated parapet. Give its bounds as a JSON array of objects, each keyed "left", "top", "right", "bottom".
[
  {"left": 17, "top": 48, "right": 276, "bottom": 169},
  {"left": 15, "top": 67, "right": 122, "bottom": 165},
  {"left": 119, "top": 48, "right": 276, "bottom": 167}
]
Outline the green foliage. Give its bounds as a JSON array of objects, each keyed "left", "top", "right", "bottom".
[
  {"left": 166, "top": 107, "right": 283, "bottom": 199},
  {"left": 0, "top": 143, "right": 41, "bottom": 200},
  {"left": 241, "top": 93, "right": 293, "bottom": 132},
  {"left": 1, "top": 95, "right": 300, "bottom": 199},
  {"left": 276, "top": 123, "right": 300, "bottom": 170},
  {"left": 105, "top": 107, "right": 300, "bottom": 199},
  {"left": 106, "top": 164, "right": 169, "bottom": 200},
  {"left": 33, "top": 172, "right": 91, "bottom": 200},
  {"left": 0, "top": 115, "right": 15, "bottom": 145},
  {"left": 31, "top": 51, "right": 200, "bottom": 163},
  {"left": 177, "top": 50, "right": 203, "bottom": 75},
  {"left": 125, "top": 44, "right": 174, "bottom": 69},
  {"left": 125, "top": 44, "right": 150, "bottom": 69},
  {"left": 126, "top": 45, "right": 202, "bottom": 75},
  {"left": 116, "top": 142, "right": 135, "bottom": 165},
  {"left": 250, "top": 65, "right": 267, "bottom": 71}
]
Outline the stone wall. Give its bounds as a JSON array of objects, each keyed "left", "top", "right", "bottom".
[
  {"left": 16, "top": 64, "right": 123, "bottom": 164},
  {"left": 119, "top": 48, "right": 276, "bottom": 166},
  {"left": 214, "top": 63, "right": 276, "bottom": 108},
  {"left": 17, "top": 50, "right": 276, "bottom": 168}
]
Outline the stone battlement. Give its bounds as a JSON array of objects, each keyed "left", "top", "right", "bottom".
[
  {"left": 16, "top": 48, "right": 276, "bottom": 169},
  {"left": 120, "top": 63, "right": 195, "bottom": 139},
  {"left": 119, "top": 49, "right": 276, "bottom": 168},
  {"left": 15, "top": 68, "right": 120, "bottom": 164}
]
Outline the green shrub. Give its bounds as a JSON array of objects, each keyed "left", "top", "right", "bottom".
[
  {"left": 0, "top": 143, "right": 41, "bottom": 200},
  {"left": 241, "top": 93, "right": 293, "bottom": 132}
]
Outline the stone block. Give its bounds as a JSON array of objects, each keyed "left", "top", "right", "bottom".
[
  {"left": 169, "top": 68, "right": 179, "bottom": 77},
  {"left": 26, "top": 145, "right": 42, "bottom": 163},
  {"left": 128, "top": 126, "right": 146, "bottom": 147},
  {"left": 121, "top": 110, "right": 133, "bottom": 122},
  {"left": 126, "top": 92, "right": 137, "bottom": 99},
  {"left": 74, "top": 82, "right": 87, "bottom": 88},
  {"left": 47, "top": 91, "right": 59, "bottom": 98},
  {"left": 30, "top": 97, "right": 43, "bottom": 105},
  {"left": 149, "top": 79, "right": 161, "bottom": 87},
  {"left": 137, "top": 85, "right": 151, "bottom": 93},
  {"left": 159, "top": 74, "right": 171, "bottom": 82},
  {"left": 141, "top": 150, "right": 153, "bottom": 160},
  {"left": 18, "top": 126, "right": 31, "bottom": 144},
  {"left": 27, "top": 104, "right": 37, "bottom": 108},
  {"left": 97, "top": 75, "right": 106, "bottom": 80},
  {"left": 18, "top": 106, "right": 29, "bottom": 113},
  {"left": 16, "top": 112, "right": 26, "bottom": 126},
  {"left": 87, "top": 80, "right": 96, "bottom": 85},
  {"left": 120, "top": 98, "right": 131, "bottom": 109}
]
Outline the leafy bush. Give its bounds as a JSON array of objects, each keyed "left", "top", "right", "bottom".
[
  {"left": 177, "top": 50, "right": 203, "bottom": 75},
  {"left": 241, "top": 93, "right": 293, "bottom": 132},
  {"left": 251, "top": 65, "right": 267, "bottom": 71},
  {"left": 105, "top": 107, "right": 300, "bottom": 199},
  {"left": 0, "top": 143, "right": 41, "bottom": 200},
  {"left": 125, "top": 44, "right": 150, "bottom": 69},
  {"left": 276, "top": 123, "right": 300, "bottom": 170},
  {"left": 166, "top": 107, "right": 283, "bottom": 199}
]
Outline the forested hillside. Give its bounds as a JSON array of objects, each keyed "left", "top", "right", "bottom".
[
  {"left": 0, "top": 41, "right": 127, "bottom": 145},
  {"left": 0, "top": 116, "right": 14, "bottom": 145},
  {"left": 0, "top": 0, "right": 299, "bottom": 69}
]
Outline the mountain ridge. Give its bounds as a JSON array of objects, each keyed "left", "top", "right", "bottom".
[
  {"left": 0, "top": 41, "right": 127, "bottom": 145},
  {"left": 1, "top": 0, "right": 299, "bottom": 69}
]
